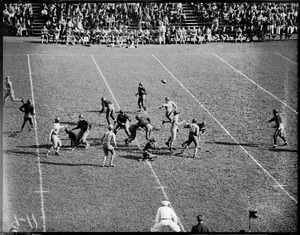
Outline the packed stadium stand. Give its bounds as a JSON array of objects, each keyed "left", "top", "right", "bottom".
[{"left": 2, "top": 1, "right": 298, "bottom": 44}]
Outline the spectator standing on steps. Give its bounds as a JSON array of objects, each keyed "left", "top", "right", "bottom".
[
  {"left": 150, "top": 201, "right": 181, "bottom": 232},
  {"left": 191, "top": 214, "right": 210, "bottom": 233}
]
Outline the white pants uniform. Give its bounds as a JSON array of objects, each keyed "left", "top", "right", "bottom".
[{"left": 151, "top": 219, "right": 181, "bottom": 232}]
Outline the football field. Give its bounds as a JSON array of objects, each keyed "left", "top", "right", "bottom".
[{"left": 2, "top": 37, "right": 298, "bottom": 232}]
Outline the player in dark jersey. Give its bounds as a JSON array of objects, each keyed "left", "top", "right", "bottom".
[
  {"left": 135, "top": 82, "right": 147, "bottom": 111},
  {"left": 114, "top": 109, "right": 131, "bottom": 137},
  {"left": 139, "top": 137, "right": 159, "bottom": 161},
  {"left": 181, "top": 118, "right": 200, "bottom": 158},
  {"left": 72, "top": 114, "right": 91, "bottom": 149},
  {"left": 19, "top": 99, "right": 35, "bottom": 131},
  {"left": 99, "top": 97, "right": 115, "bottom": 125},
  {"left": 268, "top": 109, "right": 288, "bottom": 148}
]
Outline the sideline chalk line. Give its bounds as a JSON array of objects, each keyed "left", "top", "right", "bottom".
[{"left": 27, "top": 55, "right": 47, "bottom": 231}]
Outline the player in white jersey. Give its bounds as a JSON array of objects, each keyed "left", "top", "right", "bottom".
[
  {"left": 47, "top": 117, "right": 67, "bottom": 156},
  {"left": 159, "top": 97, "right": 178, "bottom": 125},
  {"left": 101, "top": 124, "right": 117, "bottom": 167}
]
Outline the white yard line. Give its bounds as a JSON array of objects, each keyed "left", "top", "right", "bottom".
[
  {"left": 212, "top": 53, "right": 298, "bottom": 114},
  {"left": 274, "top": 52, "right": 298, "bottom": 65},
  {"left": 91, "top": 55, "right": 186, "bottom": 232},
  {"left": 27, "top": 55, "right": 47, "bottom": 231},
  {"left": 152, "top": 54, "right": 297, "bottom": 204}
]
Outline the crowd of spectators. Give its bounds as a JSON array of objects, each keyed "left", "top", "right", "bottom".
[
  {"left": 3, "top": 3, "right": 34, "bottom": 36},
  {"left": 3, "top": 2, "right": 298, "bottom": 45}
]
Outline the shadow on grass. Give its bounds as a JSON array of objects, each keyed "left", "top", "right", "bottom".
[
  {"left": 40, "top": 161, "right": 101, "bottom": 167},
  {"left": 118, "top": 154, "right": 141, "bottom": 161},
  {"left": 268, "top": 148, "right": 298, "bottom": 153},
  {"left": 206, "top": 141, "right": 259, "bottom": 147},
  {"left": 4, "top": 149, "right": 37, "bottom": 156},
  {"left": 60, "top": 121, "right": 77, "bottom": 125}
]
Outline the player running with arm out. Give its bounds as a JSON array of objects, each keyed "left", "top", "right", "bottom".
[
  {"left": 181, "top": 118, "right": 200, "bottom": 158},
  {"left": 114, "top": 109, "right": 132, "bottom": 137},
  {"left": 4, "top": 76, "right": 24, "bottom": 104},
  {"left": 135, "top": 82, "right": 147, "bottom": 111},
  {"left": 99, "top": 97, "right": 115, "bottom": 125},
  {"left": 100, "top": 124, "right": 117, "bottom": 167},
  {"left": 159, "top": 97, "right": 178, "bottom": 125},
  {"left": 46, "top": 117, "right": 67, "bottom": 156},
  {"left": 165, "top": 110, "right": 185, "bottom": 152},
  {"left": 268, "top": 109, "right": 288, "bottom": 148}
]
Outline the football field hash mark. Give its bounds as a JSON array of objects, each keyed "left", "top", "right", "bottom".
[
  {"left": 91, "top": 55, "right": 186, "bottom": 232},
  {"left": 152, "top": 54, "right": 297, "bottom": 204}
]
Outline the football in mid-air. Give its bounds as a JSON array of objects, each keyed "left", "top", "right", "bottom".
[{"left": 161, "top": 79, "right": 167, "bottom": 84}]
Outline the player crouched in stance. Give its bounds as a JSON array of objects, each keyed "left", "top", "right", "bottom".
[
  {"left": 139, "top": 137, "right": 159, "bottom": 161},
  {"left": 114, "top": 109, "right": 131, "bottom": 137},
  {"left": 72, "top": 114, "right": 91, "bottom": 150},
  {"left": 181, "top": 118, "right": 200, "bottom": 158},
  {"left": 268, "top": 109, "right": 288, "bottom": 148},
  {"left": 165, "top": 110, "right": 185, "bottom": 152},
  {"left": 100, "top": 124, "right": 117, "bottom": 167},
  {"left": 150, "top": 201, "right": 181, "bottom": 232},
  {"left": 19, "top": 99, "right": 35, "bottom": 132},
  {"left": 46, "top": 117, "right": 67, "bottom": 156}
]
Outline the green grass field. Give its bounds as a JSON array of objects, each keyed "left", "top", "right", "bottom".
[{"left": 2, "top": 36, "right": 298, "bottom": 232}]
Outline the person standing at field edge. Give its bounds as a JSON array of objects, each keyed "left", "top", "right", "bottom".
[
  {"left": 135, "top": 82, "right": 147, "bottom": 111},
  {"left": 191, "top": 214, "right": 210, "bottom": 233},
  {"left": 268, "top": 109, "right": 288, "bottom": 148},
  {"left": 150, "top": 201, "right": 181, "bottom": 232},
  {"left": 100, "top": 124, "right": 117, "bottom": 167},
  {"left": 3, "top": 76, "right": 24, "bottom": 104}
]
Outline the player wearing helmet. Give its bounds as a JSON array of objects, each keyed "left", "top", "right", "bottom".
[
  {"left": 135, "top": 82, "right": 147, "bottom": 111},
  {"left": 19, "top": 99, "right": 35, "bottom": 132},
  {"left": 165, "top": 110, "right": 185, "bottom": 152},
  {"left": 114, "top": 109, "right": 132, "bottom": 137},
  {"left": 99, "top": 97, "right": 115, "bottom": 125},
  {"left": 72, "top": 114, "right": 91, "bottom": 149},
  {"left": 159, "top": 97, "right": 178, "bottom": 125},
  {"left": 100, "top": 124, "right": 117, "bottom": 167},
  {"left": 139, "top": 137, "right": 158, "bottom": 161},
  {"left": 268, "top": 109, "right": 288, "bottom": 148},
  {"left": 136, "top": 114, "right": 153, "bottom": 140},
  {"left": 125, "top": 122, "right": 140, "bottom": 146},
  {"left": 46, "top": 117, "right": 68, "bottom": 156},
  {"left": 3, "top": 76, "right": 24, "bottom": 104},
  {"left": 181, "top": 118, "right": 200, "bottom": 158}
]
